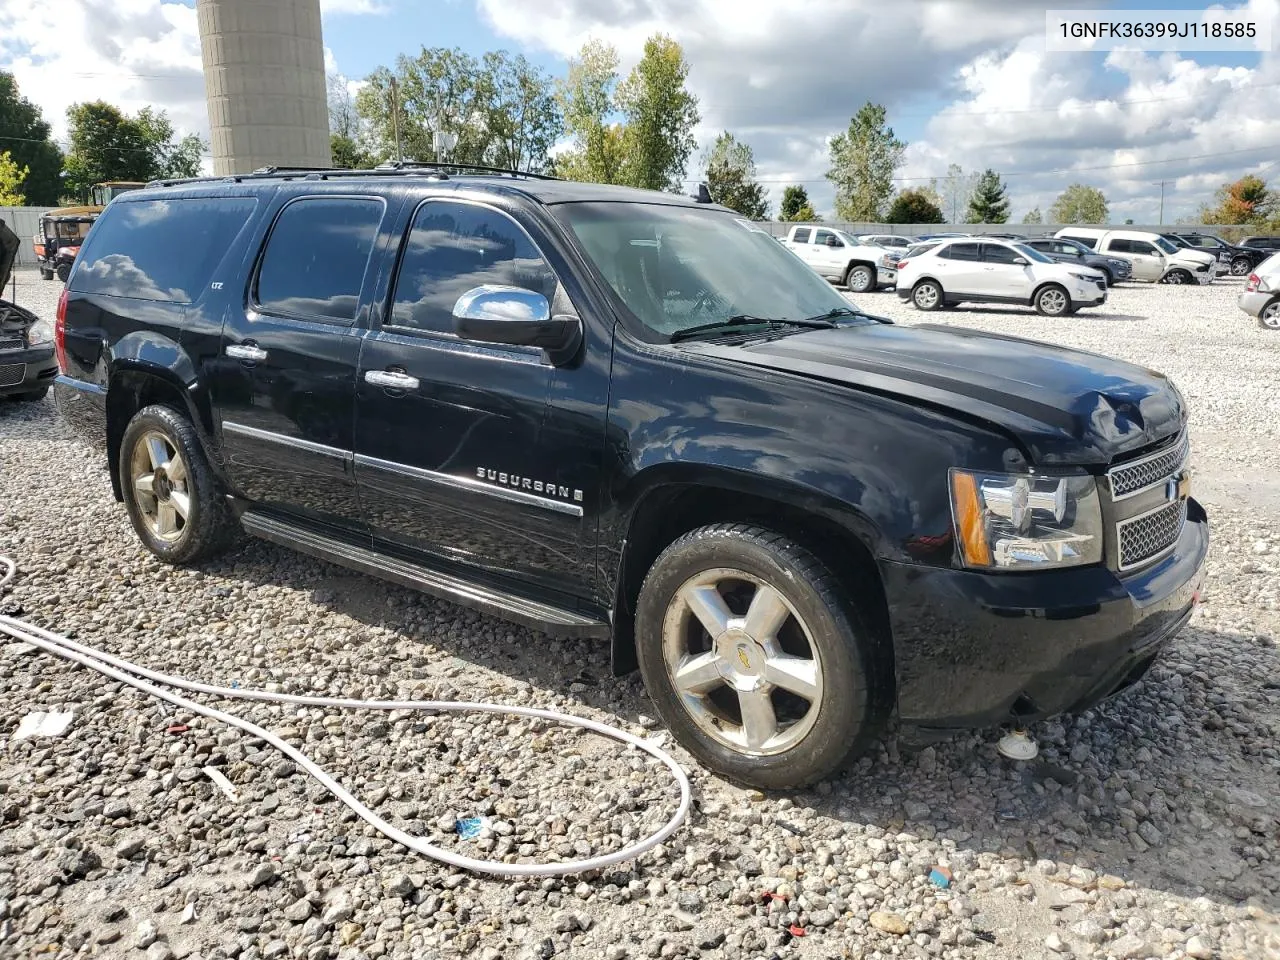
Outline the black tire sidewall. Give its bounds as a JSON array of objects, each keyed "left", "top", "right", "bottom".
[
  {"left": 635, "top": 527, "right": 876, "bottom": 789},
  {"left": 119, "top": 405, "right": 227, "bottom": 564}
]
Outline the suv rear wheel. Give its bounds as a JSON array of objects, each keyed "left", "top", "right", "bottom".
[
  {"left": 1261, "top": 299, "right": 1280, "bottom": 331},
  {"left": 845, "top": 263, "right": 875, "bottom": 293},
  {"left": 912, "top": 280, "right": 943, "bottom": 311},
  {"left": 634, "top": 524, "right": 888, "bottom": 789},
  {"left": 119, "top": 405, "right": 236, "bottom": 564}
]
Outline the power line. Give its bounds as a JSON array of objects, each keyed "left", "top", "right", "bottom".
[{"left": 895, "top": 80, "right": 1280, "bottom": 118}]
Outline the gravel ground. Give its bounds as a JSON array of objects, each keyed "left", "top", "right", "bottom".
[{"left": 1, "top": 266, "right": 1278, "bottom": 960}]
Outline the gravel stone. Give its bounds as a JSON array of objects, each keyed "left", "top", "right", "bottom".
[{"left": 0, "top": 269, "right": 1277, "bottom": 960}]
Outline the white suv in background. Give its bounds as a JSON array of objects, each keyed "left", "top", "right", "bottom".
[
  {"left": 1238, "top": 252, "right": 1280, "bottom": 330},
  {"left": 1053, "top": 228, "right": 1220, "bottom": 284},
  {"left": 895, "top": 238, "right": 1108, "bottom": 316}
]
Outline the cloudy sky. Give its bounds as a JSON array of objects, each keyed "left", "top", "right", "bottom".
[{"left": 1, "top": 0, "right": 1277, "bottom": 222}]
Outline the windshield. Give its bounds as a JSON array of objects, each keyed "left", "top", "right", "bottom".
[
  {"left": 1013, "top": 243, "right": 1054, "bottom": 264},
  {"left": 1155, "top": 237, "right": 1179, "bottom": 255},
  {"left": 558, "top": 202, "right": 865, "bottom": 338}
]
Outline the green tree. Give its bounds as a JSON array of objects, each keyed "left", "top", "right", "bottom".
[
  {"left": 65, "top": 102, "right": 206, "bottom": 198},
  {"left": 0, "top": 72, "right": 63, "bottom": 205},
  {"left": 885, "top": 187, "right": 944, "bottom": 224},
  {"left": 1049, "top": 183, "right": 1109, "bottom": 224},
  {"left": 779, "top": 185, "right": 810, "bottom": 221},
  {"left": 966, "top": 168, "right": 1010, "bottom": 223},
  {"left": 703, "top": 131, "right": 768, "bottom": 219},
  {"left": 554, "top": 40, "right": 624, "bottom": 183},
  {"left": 0, "top": 150, "right": 28, "bottom": 205},
  {"left": 357, "top": 47, "right": 562, "bottom": 172},
  {"left": 826, "top": 102, "right": 905, "bottom": 221},
  {"left": 616, "top": 34, "right": 700, "bottom": 191},
  {"left": 64, "top": 102, "right": 158, "bottom": 198},
  {"left": 1022, "top": 206, "right": 1043, "bottom": 225},
  {"left": 1198, "top": 175, "right": 1274, "bottom": 225}
]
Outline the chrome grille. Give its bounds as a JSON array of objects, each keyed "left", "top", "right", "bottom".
[
  {"left": 1119, "top": 499, "right": 1187, "bottom": 570},
  {"left": 1108, "top": 434, "right": 1189, "bottom": 499},
  {"left": 0, "top": 363, "right": 24, "bottom": 387},
  {"left": 0, "top": 338, "right": 22, "bottom": 353}
]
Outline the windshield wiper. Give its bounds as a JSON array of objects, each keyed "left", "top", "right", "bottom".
[
  {"left": 800, "top": 306, "right": 860, "bottom": 324},
  {"left": 670, "top": 313, "right": 840, "bottom": 343},
  {"left": 669, "top": 315, "right": 776, "bottom": 342}
]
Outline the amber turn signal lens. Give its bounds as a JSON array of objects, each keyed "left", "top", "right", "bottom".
[{"left": 950, "top": 471, "right": 993, "bottom": 567}]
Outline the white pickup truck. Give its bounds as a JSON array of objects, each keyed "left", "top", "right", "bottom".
[{"left": 782, "top": 225, "right": 899, "bottom": 293}]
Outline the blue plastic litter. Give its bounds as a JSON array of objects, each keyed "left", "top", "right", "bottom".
[
  {"left": 928, "top": 867, "right": 953, "bottom": 888},
  {"left": 456, "top": 817, "right": 485, "bottom": 840}
]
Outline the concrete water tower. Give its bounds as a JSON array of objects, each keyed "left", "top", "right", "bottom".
[{"left": 196, "top": 0, "right": 331, "bottom": 175}]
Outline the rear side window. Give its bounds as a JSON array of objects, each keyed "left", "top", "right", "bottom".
[
  {"left": 792, "top": 228, "right": 811, "bottom": 243},
  {"left": 1105, "top": 239, "right": 1131, "bottom": 254},
  {"left": 255, "top": 197, "right": 385, "bottom": 322},
  {"left": 70, "top": 197, "right": 256, "bottom": 304},
  {"left": 388, "top": 200, "right": 558, "bottom": 336},
  {"left": 940, "top": 242, "right": 980, "bottom": 261},
  {"left": 1061, "top": 234, "right": 1097, "bottom": 250}
]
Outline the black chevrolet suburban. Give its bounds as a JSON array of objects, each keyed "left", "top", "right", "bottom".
[{"left": 53, "top": 165, "right": 1208, "bottom": 788}]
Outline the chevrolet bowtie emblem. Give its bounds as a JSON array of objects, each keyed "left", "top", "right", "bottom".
[
  {"left": 1167, "top": 470, "right": 1192, "bottom": 502},
  {"left": 737, "top": 648, "right": 752, "bottom": 670}
]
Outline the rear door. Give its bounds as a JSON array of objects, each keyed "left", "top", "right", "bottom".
[
  {"left": 936, "top": 241, "right": 984, "bottom": 293},
  {"left": 211, "top": 190, "right": 401, "bottom": 533},
  {"left": 787, "top": 227, "right": 814, "bottom": 264},
  {"left": 1106, "top": 239, "right": 1162, "bottom": 280}
]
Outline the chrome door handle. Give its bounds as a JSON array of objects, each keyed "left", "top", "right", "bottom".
[
  {"left": 365, "top": 370, "right": 420, "bottom": 391},
  {"left": 226, "top": 344, "right": 268, "bottom": 362}
]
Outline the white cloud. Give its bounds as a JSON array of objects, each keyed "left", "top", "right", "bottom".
[
  {"left": 477, "top": 0, "right": 1280, "bottom": 221},
  {"left": 0, "top": 0, "right": 380, "bottom": 163}
]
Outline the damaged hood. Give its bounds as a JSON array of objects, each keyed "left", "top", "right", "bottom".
[
  {"left": 0, "top": 218, "right": 18, "bottom": 292},
  {"left": 684, "top": 322, "right": 1186, "bottom": 466}
]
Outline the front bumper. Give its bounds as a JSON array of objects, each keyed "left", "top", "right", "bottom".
[
  {"left": 1068, "top": 278, "right": 1108, "bottom": 306},
  {"left": 1237, "top": 289, "right": 1274, "bottom": 318},
  {"left": 883, "top": 498, "right": 1209, "bottom": 728},
  {"left": 0, "top": 345, "right": 58, "bottom": 396}
]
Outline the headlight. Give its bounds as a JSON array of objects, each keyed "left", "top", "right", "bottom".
[
  {"left": 27, "top": 319, "right": 53, "bottom": 346},
  {"left": 1068, "top": 271, "right": 1100, "bottom": 282},
  {"left": 949, "top": 469, "right": 1104, "bottom": 569},
  {"left": 1109, "top": 259, "right": 1128, "bottom": 269}
]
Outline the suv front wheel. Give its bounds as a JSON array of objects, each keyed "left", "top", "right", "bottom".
[
  {"left": 119, "top": 405, "right": 236, "bottom": 564},
  {"left": 1035, "top": 284, "right": 1072, "bottom": 317},
  {"left": 635, "top": 524, "right": 888, "bottom": 789}
]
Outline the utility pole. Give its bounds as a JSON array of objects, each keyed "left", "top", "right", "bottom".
[
  {"left": 1157, "top": 180, "right": 1170, "bottom": 224},
  {"left": 389, "top": 77, "right": 403, "bottom": 162}
]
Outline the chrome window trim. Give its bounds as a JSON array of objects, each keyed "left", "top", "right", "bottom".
[
  {"left": 354, "top": 453, "right": 584, "bottom": 518},
  {"left": 1107, "top": 432, "right": 1189, "bottom": 501},
  {"left": 1116, "top": 497, "right": 1187, "bottom": 572},
  {"left": 221, "top": 420, "right": 351, "bottom": 462}
]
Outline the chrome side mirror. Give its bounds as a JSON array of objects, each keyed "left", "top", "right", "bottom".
[{"left": 452, "top": 285, "right": 582, "bottom": 365}]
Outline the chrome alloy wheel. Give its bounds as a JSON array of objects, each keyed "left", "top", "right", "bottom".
[
  {"left": 1039, "top": 287, "right": 1068, "bottom": 315},
  {"left": 661, "top": 568, "right": 823, "bottom": 756},
  {"left": 1262, "top": 300, "right": 1280, "bottom": 330},
  {"left": 913, "top": 283, "right": 939, "bottom": 309},
  {"left": 130, "top": 430, "right": 191, "bottom": 543}
]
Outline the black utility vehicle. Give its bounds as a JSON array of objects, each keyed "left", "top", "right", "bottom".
[
  {"left": 1023, "top": 237, "right": 1133, "bottom": 285},
  {"left": 1, "top": 219, "right": 58, "bottom": 401},
  {"left": 54, "top": 164, "right": 1208, "bottom": 788},
  {"left": 1166, "top": 232, "right": 1269, "bottom": 277}
]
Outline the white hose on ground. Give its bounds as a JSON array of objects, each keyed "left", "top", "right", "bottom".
[{"left": 0, "top": 554, "right": 691, "bottom": 878}]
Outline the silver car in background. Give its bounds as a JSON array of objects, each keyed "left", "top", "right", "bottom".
[{"left": 1238, "top": 252, "right": 1280, "bottom": 330}]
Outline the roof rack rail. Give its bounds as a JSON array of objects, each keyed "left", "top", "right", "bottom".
[
  {"left": 373, "top": 160, "right": 560, "bottom": 180},
  {"left": 148, "top": 161, "right": 560, "bottom": 189}
]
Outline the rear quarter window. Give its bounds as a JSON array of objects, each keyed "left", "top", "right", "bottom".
[{"left": 70, "top": 197, "right": 258, "bottom": 303}]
